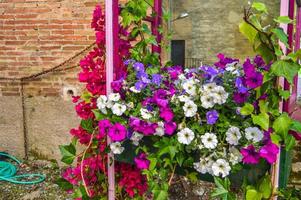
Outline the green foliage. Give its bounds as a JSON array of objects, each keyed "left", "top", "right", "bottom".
[
  {"left": 251, "top": 2, "right": 268, "bottom": 13},
  {"left": 271, "top": 60, "right": 300, "bottom": 84},
  {"left": 251, "top": 113, "right": 269, "bottom": 131},
  {"left": 240, "top": 103, "right": 254, "bottom": 115},
  {"left": 59, "top": 141, "right": 76, "bottom": 165},
  {"left": 211, "top": 177, "right": 236, "bottom": 200},
  {"left": 56, "top": 178, "right": 73, "bottom": 190},
  {"left": 245, "top": 175, "right": 272, "bottom": 200},
  {"left": 274, "top": 16, "right": 294, "bottom": 24},
  {"left": 239, "top": 22, "right": 258, "bottom": 43},
  {"left": 80, "top": 119, "right": 94, "bottom": 133}
]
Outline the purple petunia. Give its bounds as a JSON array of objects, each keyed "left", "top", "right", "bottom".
[
  {"left": 164, "top": 121, "right": 177, "bottom": 135},
  {"left": 254, "top": 55, "right": 265, "bottom": 68},
  {"left": 240, "top": 145, "right": 260, "bottom": 164},
  {"left": 206, "top": 110, "right": 219, "bottom": 125},
  {"left": 214, "top": 53, "right": 239, "bottom": 69},
  {"left": 152, "top": 74, "right": 162, "bottom": 86},
  {"left": 235, "top": 77, "right": 248, "bottom": 93},
  {"left": 135, "top": 81, "right": 147, "bottom": 91},
  {"left": 133, "top": 62, "right": 144, "bottom": 72},
  {"left": 243, "top": 58, "right": 256, "bottom": 76},
  {"left": 245, "top": 71, "right": 263, "bottom": 89},
  {"left": 108, "top": 123, "right": 127, "bottom": 142},
  {"left": 233, "top": 91, "right": 250, "bottom": 104},
  {"left": 159, "top": 107, "right": 174, "bottom": 122}
]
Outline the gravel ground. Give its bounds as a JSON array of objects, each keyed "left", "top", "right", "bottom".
[{"left": 0, "top": 156, "right": 214, "bottom": 200}]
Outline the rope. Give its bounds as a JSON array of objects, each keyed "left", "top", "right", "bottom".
[{"left": 0, "top": 152, "right": 45, "bottom": 184}]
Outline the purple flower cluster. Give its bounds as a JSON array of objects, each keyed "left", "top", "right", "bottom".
[
  {"left": 129, "top": 117, "right": 158, "bottom": 136},
  {"left": 165, "top": 66, "right": 183, "bottom": 80},
  {"left": 214, "top": 53, "right": 239, "bottom": 69}
]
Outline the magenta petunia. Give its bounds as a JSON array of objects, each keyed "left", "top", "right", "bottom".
[
  {"left": 243, "top": 58, "right": 256, "bottom": 76},
  {"left": 240, "top": 145, "right": 260, "bottom": 164},
  {"left": 111, "top": 79, "right": 123, "bottom": 93},
  {"left": 159, "top": 107, "right": 174, "bottom": 122},
  {"left": 108, "top": 123, "right": 127, "bottom": 142},
  {"left": 134, "top": 153, "right": 150, "bottom": 170},
  {"left": 164, "top": 121, "right": 177, "bottom": 135},
  {"left": 259, "top": 142, "right": 279, "bottom": 164},
  {"left": 245, "top": 71, "right": 263, "bottom": 89},
  {"left": 98, "top": 119, "right": 112, "bottom": 140},
  {"left": 129, "top": 117, "right": 157, "bottom": 135},
  {"left": 233, "top": 92, "right": 250, "bottom": 104}
]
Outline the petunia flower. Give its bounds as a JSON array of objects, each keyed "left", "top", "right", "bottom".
[
  {"left": 159, "top": 107, "right": 174, "bottom": 122},
  {"left": 233, "top": 91, "right": 250, "bottom": 104},
  {"left": 259, "top": 142, "right": 279, "bottom": 164},
  {"left": 98, "top": 119, "right": 112, "bottom": 139},
  {"left": 245, "top": 71, "right": 263, "bottom": 89},
  {"left": 108, "top": 123, "right": 127, "bottom": 142},
  {"left": 134, "top": 153, "right": 150, "bottom": 170},
  {"left": 240, "top": 145, "right": 260, "bottom": 164},
  {"left": 206, "top": 110, "right": 219, "bottom": 125},
  {"left": 164, "top": 121, "right": 177, "bottom": 135}
]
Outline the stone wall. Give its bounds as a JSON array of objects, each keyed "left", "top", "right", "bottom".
[{"left": 171, "top": 0, "right": 280, "bottom": 64}]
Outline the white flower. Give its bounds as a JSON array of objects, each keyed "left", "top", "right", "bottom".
[
  {"left": 111, "top": 103, "right": 126, "bottom": 116},
  {"left": 183, "top": 79, "right": 197, "bottom": 96},
  {"left": 225, "top": 126, "right": 241, "bottom": 145},
  {"left": 108, "top": 93, "right": 120, "bottom": 102},
  {"left": 110, "top": 142, "right": 124, "bottom": 154},
  {"left": 97, "top": 95, "right": 107, "bottom": 109},
  {"left": 129, "top": 86, "right": 140, "bottom": 93},
  {"left": 229, "top": 147, "right": 242, "bottom": 165},
  {"left": 178, "top": 95, "right": 190, "bottom": 102},
  {"left": 200, "top": 94, "right": 215, "bottom": 109},
  {"left": 177, "top": 128, "right": 195, "bottom": 145},
  {"left": 130, "top": 132, "right": 143, "bottom": 146},
  {"left": 212, "top": 159, "right": 231, "bottom": 178},
  {"left": 213, "top": 86, "right": 228, "bottom": 105},
  {"left": 193, "top": 158, "right": 208, "bottom": 174},
  {"left": 245, "top": 127, "right": 263, "bottom": 143},
  {"left": 178, "top": 74, "right": 186, "bottom": 81},
  {"left": 201, "top": 133, "right": 218, "bottom": 149},
  {"left": 154, "top": 122, "right": 165, "bottom": 136},
  {"left": 202, "top": 82, "right": 217, "bottom": 93},
  {"left": 140, "top": 108, "right": 152, "bottom": 120},
  {"left": 183, "top": 100, "right": 198, "bottom": 117}
]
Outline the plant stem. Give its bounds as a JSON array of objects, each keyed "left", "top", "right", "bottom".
[{"left": 168, "top": 164, "right": 177, "bottom": 186}]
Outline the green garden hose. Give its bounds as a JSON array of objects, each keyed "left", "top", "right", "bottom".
[{"left": 0, "top": 152, "right": 45, "bottom": 184}]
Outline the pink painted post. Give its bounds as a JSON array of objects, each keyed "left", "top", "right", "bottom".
[
  {"left": 105, "top": 0, "right": 115, "bottom": 199},
  {"left": 113, "top": 0, "right": 120, "bottom": 80},
  {"left": 152, "top": 0, "right": 163, "bottom": 55}
]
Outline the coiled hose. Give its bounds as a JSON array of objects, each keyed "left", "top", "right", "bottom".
[{"left": 0, "top": 152, "right": 45, "bottom": 184}]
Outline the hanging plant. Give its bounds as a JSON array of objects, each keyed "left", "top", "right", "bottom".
[{"left": 58, "top": 1, "right": 301, "bottom": 200}]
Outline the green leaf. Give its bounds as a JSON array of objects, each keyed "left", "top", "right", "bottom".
[
  {"left": 274, "top": 16, "right": 293, "bottom": 24},
  {"left": 252, "top": 113, "right": 269, "bottom": 131},
  {"left": 211, "top": 177, "right": 232, "bottom": 200},
  {"left": 272, "top": 28, "right": 288, "bottom": 47},
  {"left": 59, "top": 142, "right": 76, "bottom": 165},
  {"left": 258, "top": 176, "right": 272, "bottom": 199},
  {"left": 290, "top": 120, "right": 301, "bottom": 133},
  {"left": 246, "top": 189, "right": 262, "bottom": 200},
  {"left": 241, "top": 103, "right": 254, "bottom": 115},
  {"left": 271, "top": 133, "right": 282, "bottom": 144},
  {"left": 80, "top": 119, "right": 94, "bottom": 133},
  {"left": 271, "top": 60, "right": 300, "bottom": 84},
  {"left": 92, "top": 109, "right": 107, "bottom": 121},
  {"left": 278, "top": 89, "right": 290, "bottom": 100},
  {"left": 258, "top": 100, "right": 268, "bottom": 113},
  {"left": 285, "top": 134, "right": 296, "bottom": 151},
  {"left": 55, "top": 178, "right": 73, "bottom": 190},
  {"left": 239, "top": 21, "right": 258, "bottom": 43},
  {"left": 149, "top": 157, "right": 157, "bottom": 170},
  {"left": 252, "top": 2, "right": 268, "bottom": 13},
  {"left": 152, "top": 188, "right": 168, "bottom": 200},
  {"left": 273, "top": 113, "right": 292, "bottom": 138},
  {"left": 80, "top": 91, "right": 92, "bottom": 103}
]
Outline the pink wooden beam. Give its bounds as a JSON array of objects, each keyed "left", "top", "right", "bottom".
[
  {"left": 113, "top": 1, "right": 120, "bottom": 80},
  {"left": 152, "top": 0, "right": 162, "bottom": 55},
  {"left": 105, "top": 0, "right": 116, "bottom": 199}
]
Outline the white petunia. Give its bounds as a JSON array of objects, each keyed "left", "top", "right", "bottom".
[
  {"left": 213, "top": 86, "right": 228, "bottom": 105},
  {"left": 177, "top": 128, "right": 195, "bottom": 145},
  {"left": 110, "top": 142, "right": 124, "bottom": 154},
  {"left": 178, "top": 95, "right": 191, "bottom": 102},
  {"left": 183, "top": 79, "right": 197, "bottom": 96},
  {"left": 140, "top": 108, "right": 152, "bottom": 120},
  {"left": 130, "top": 132, "right": 143, "bottom": 146},
  {"left": 111, "top": 103, "right": 126, "bottom": 116},
  {"left": 183, "top": 100, "right": 198, "bottom": 117},
  {"left": 178, "top": 74, "right": 186, "bottom": 81},
  {"left": 108, "top": 93, "right": 121, "bottom": 102},
  {"left": 245, "top": 127, "right": 263, "bottom": 143},
  {"left": 97, "top": 95, "right": 107, "bottom": 109},
  {"left": 154, "top": 122, "right": 165, "bottom": 136},
  {"left": 225, "top": 126, "right": 242, "bottom": 145},
  {"left": 212, "top": 159, "right": 231, "bottom": 178},
  {"left": 193, "top": 158, "right": 208, "bottom": 174},
  {"left": 201, "top": 133, "right": 218, "bottom": 149},
  {"left": 129, "top": 86, "right": 140, "bottom": 93},
  {"left": 202, "top": 82, "right": 217, "bottom": 93},
  {"left": 200, "top": 94, "right": 215, "bottom": 109},
  {"left": 229, "top": 147, "right": 242, "bottom": 165}
]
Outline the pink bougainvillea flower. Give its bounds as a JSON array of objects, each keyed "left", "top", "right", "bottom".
[
  {"left": 134, "top": 153, "right": 150, "bottom": 170},
  {"left": 159, "top": 107, "right": 174, "bottom": 122},
  {"left": 108, "top": 123, "right": 127, "bottom": 142},
  {"left": 70, "top": 127, "right": 91, "bottom": 144},
  {"left": 98, "top": 119, "right": 112, "bottom": 140},
  {"left": 164, "top": 121, "right": 177, "bottom": 135},
  {"left": 259, "top": 142, "right": 279, "bottom": 164},
  {"left": 240, "top": 145, "right": 260, "bottom": 164}
]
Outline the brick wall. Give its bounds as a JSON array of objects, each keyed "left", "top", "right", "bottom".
[{"left": 0, "top": 0, "right": 104, "bottom": 97}]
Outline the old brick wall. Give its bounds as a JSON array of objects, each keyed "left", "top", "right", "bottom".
[{"left": 0, "top": 0, "right": 104, "bottom": 159}]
